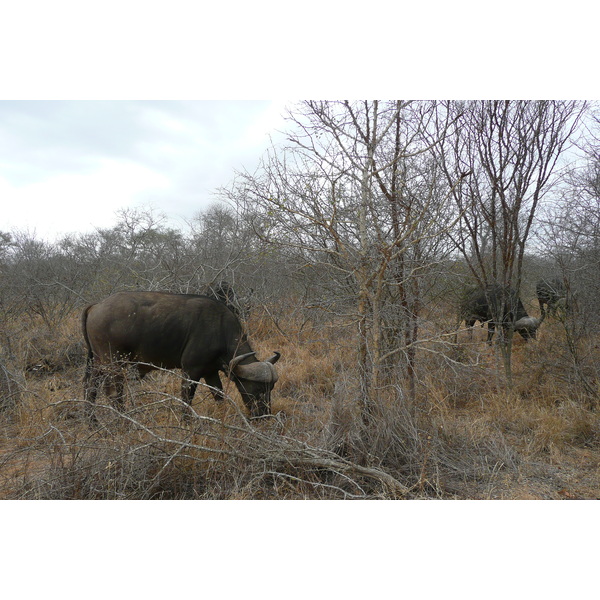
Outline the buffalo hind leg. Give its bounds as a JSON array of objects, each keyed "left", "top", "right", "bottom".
[
  {"left": 83, "top": 362, "right": 102, "bottom": 424},
  {"left": 83, "top": 362, "right": 127, "bottom": 425},
  {"left": 110, "top": 368, "right": 126, "bottom": 411},
  {"left": 98, "top": 363, "right": 127, "bottom": 411}
]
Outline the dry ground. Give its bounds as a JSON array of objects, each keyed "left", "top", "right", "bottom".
[{"left": 0, "top": 309, "right": 599, "bottom": 499}]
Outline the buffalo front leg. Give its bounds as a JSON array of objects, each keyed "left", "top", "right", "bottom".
[
  {"left": 181, "top": 374, "right": 199, "bottom": 406},
  {"left": 204, "top": 372, "right": 225, "bottom": 403},
  {"left": 181, "top": 371, "right": 223, "bottom": 404},
  {"left": 180, "top": 372, "right": 199, "bottom": 422}
]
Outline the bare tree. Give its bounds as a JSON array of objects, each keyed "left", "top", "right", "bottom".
[
  {"left": 224, "top": 100, "right": 460, "bottom": 421},
  {"left": 436, "top": 100, "right": 587, "bottom": 385},
  {"left": 533, "top": 105, "right": 600, "bottom": 402}
]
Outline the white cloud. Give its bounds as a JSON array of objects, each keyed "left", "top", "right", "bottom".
[
  {"left": 0, "top": 100, "right": 293, "bottom": 240},
  {"left": 238, "top": 100, "right": 290, "bottom": 149},
  {"left": 1, "top": 159, "right": 170, "bottom": 239}
]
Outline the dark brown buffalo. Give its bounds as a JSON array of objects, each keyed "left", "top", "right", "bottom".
[
  {"left": 459, "top": 284, "right": 544, "bottom": 344},
  {"left": 536, "top": 277, "right": 567, "bottom": 317},
  {"left": 82, "top": 291, "right": 280, "bottom": 420}
]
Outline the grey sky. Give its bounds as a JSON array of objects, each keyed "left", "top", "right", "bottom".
[{"left": 0, "top": 100, "right": 291, "bottom": 240}]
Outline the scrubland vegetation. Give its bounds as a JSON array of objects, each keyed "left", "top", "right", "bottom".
[
  {"left": 1, "top": 291, "right": 599, "bottom": 499},
  {"left": 1, "top": 100, "right": 600, "bottom": 499}
]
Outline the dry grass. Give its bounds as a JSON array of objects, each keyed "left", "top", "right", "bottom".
[{"left": 0, "top": 306, "right": 599, "bottom": 499}]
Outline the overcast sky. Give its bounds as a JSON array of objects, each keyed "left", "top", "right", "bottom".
[
  {"left": 1, "top": 3, "right": 597, "bottom": 243},
  {"left": 0, "top": 100, "right": 291, "bottom": 240}
]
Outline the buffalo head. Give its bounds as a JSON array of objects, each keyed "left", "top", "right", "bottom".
[
  {"left": 513, "top": 316, "right": 544, "bottom": 340},
  {"left": 228, "top": 351, "right": 281, "bottom": 417}
]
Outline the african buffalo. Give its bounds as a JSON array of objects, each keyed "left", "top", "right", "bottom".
[
  {"left": 459, "top": 284, "right": 544, "bottom": 344},
  {"left": 82, "top": 291, "right": 281, "bottom": 420},
  {"left": 536, "top": 277, "right": 567, "bottom": 317}
]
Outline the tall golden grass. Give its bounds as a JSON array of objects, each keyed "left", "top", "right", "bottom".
[{"left": 0, "top": 305, "right": 598, "bottom": 499}]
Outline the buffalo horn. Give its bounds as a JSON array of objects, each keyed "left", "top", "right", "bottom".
[
  {"left": 228, "top": 352, "right": 279, "bottom": 383},
  {"left": 514, "top": 316, "right": 542, "bottom": 330},
  {"left": 228, "top": 352, "right": 256, "bottom": 371}
]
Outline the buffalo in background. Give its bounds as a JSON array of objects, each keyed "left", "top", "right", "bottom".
[
  {"left": 459, "top": 284, "right": 544, "bottom": 344},
  {"left": 536, "top": 277, "right": 568, "bottom": 317}
]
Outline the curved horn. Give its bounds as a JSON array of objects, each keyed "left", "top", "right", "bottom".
[
  {"left": 228, "top": 352, "right": 256, "bottom": 372},
  {"left": 233, "top": 361, "right": 278, "bottom": 383},
  {"left": 514, "top": 316, "right": 542, "bottom": 330}
]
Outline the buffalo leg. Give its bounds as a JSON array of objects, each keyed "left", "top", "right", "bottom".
[
  {"left": 111, "top": 369, "right": 126, "bottom": 410},
  {"left": 83, "top": 361, "right": 127, "bottom": 423},
  {"left": 181, "top": 371, "right": 224, "bottom": 404},
  {"left": 181, "top": 373, "right": 199, "bottom": 406},
  {"left": 83, "top": 361, "right": 102, "bottom": 423},
  {"left": 466, "top": 318, "right": 475, "bottom": 341},
  {"left": 204, "top": 372, "right": 225, "bottom": 402},
  {"left": 179, "top": 372, "right": 203, "bottom": 422},
  {"left": 98, "top": 363, "right": 127, "bottom": 411},
  {"left": 539, "top": 299, "right": 546, "bottom": 318}
]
